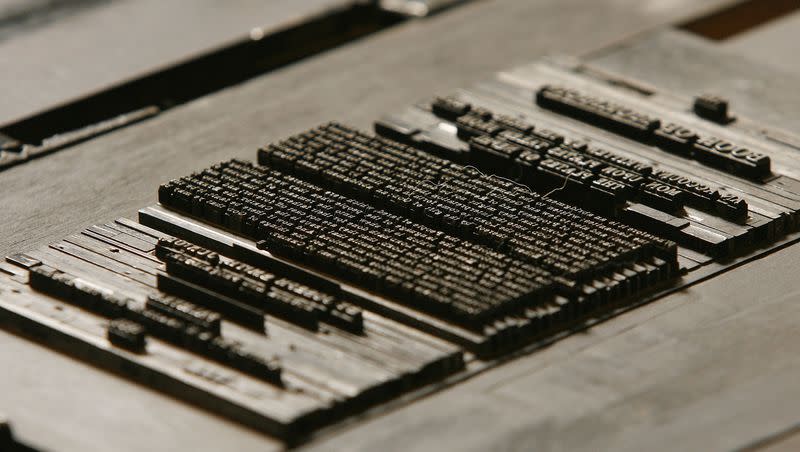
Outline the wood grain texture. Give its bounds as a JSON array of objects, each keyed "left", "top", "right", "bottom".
[{"left": 0, "top": 1, "right": 771, "bottom": 451}]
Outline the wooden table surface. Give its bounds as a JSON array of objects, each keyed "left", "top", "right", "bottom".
[
  {"left": 7, "top": 1, "right": 800, "bottom": 451},
  {"left": 0, "top": 0, "right": 356, "bottom": 126}
]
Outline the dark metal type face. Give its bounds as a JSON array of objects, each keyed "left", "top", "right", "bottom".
[{"left": 2, "top": 55, "right": 800, "bottom": 445}]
